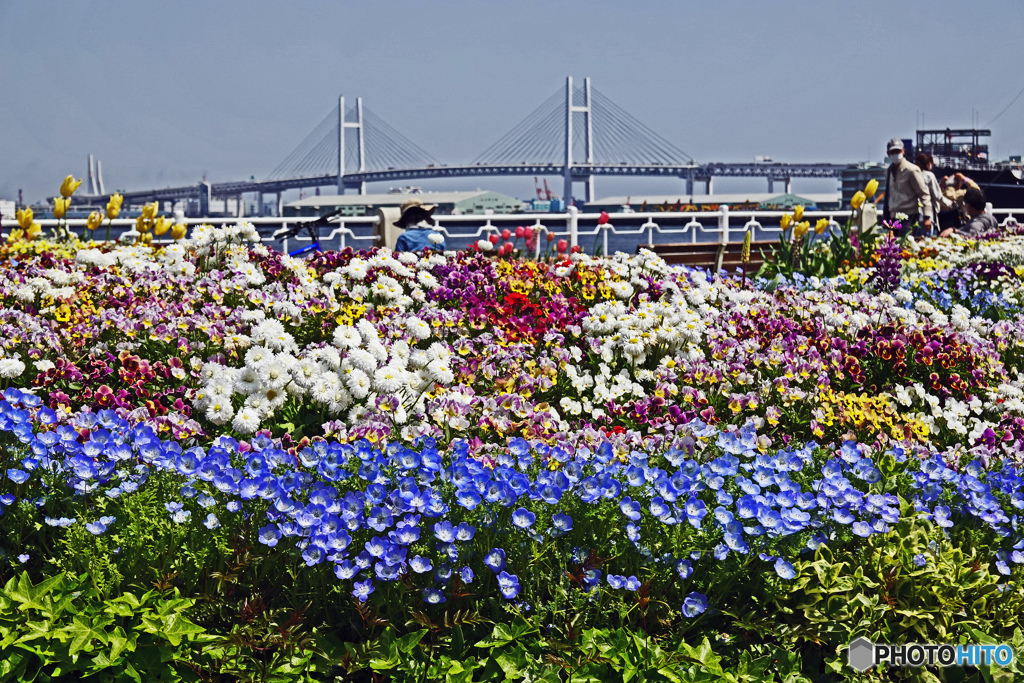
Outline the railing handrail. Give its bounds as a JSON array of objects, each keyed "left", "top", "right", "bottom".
[{"left": 17, "top": 205, "right": 1024, "bottom": 254}]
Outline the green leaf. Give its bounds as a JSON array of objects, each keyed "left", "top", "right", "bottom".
[
  {"left": 7, "top": 572, "right": 65, "bottom": 614},
  {"left": 396, "top": 629, "right": 427, "bottom": 654},
  {"left": 155, "top": 613, "right": 205, "bottom": 646},
  {"left": 64, "top": 614, "right": 112, "bottom": 654},
  {"left": 676, "top": 636, "right": 723, "bottom": 675},
  {"left": 475, "top": 619, "right": 538, "bottom": 648}
]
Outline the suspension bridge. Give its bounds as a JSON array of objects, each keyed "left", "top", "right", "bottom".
[{"left": 77, "top": 77, "right": 848, "bottom": 215}]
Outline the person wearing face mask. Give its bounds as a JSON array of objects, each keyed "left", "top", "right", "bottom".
[{"left": 881, "top": 138, "right": 932, "bottom": 237}]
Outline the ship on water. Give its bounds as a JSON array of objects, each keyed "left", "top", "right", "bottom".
[{"left": 914, "top": 128, "right": 1024, "bottom": 207}]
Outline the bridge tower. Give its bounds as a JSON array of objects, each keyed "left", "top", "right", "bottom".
[
  {"left": 563, "top": 76, "right": 595, "bottom": 209},
  {"left": 338, "top": 95, "right": 367, "bottom": 195}
]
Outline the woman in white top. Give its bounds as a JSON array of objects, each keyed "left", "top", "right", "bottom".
[{"left": 915, "top": 152, "right": 956, "bottom": 235}]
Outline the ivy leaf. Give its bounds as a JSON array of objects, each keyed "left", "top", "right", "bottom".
[
  {"left": 159, "top": 612, "right": 205, "bottom": 646},
  {"left": 64, "top": 614, "right": 112, "bottom": 654}
]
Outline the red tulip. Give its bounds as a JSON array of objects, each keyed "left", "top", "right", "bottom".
[
  {"left": 571, "top": 245, "right": 581, "bottom": 253},
  {"left": 488, "top": 234, "right": 499, "bottom": 245},
  {"left": 524, "top": 227, "right": 534, "bottom": 240},
  {"left": 556, "top": 239, "right": 568, "bottom": 253},
  {"left": 515, "top": 226, "right": 525, "bottom": 238},
  {"left": 547, "top": 232, "right": 555, "bottom": 242},
  {"left": 598, "top": 211, "right": 610, "bottom": 225},
  {"left": 501, "top": 229, "right": 511, "bottom": 240}
]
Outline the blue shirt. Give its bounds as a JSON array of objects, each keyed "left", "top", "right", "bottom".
[{"left": 394, "top": 228, "right": 445, "bottom": 252}]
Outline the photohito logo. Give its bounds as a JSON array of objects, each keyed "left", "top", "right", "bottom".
[{"left": 847, "top": 637, "right": 1015, "bottom": 672}]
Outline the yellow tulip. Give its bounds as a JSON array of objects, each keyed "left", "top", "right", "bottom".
[
  {"left": 141, "top": 202, "right": 158, "bottom": 221},
  {"left": 793, "top": 221, "right": 810, "bottom": 240},
  {"left": 60, "top": 175, "right": 82, "bottom": 198},
  {"left": 793, "top": 204, "right": 804, "bottom": 221},
  {"left": 153, "top": 216, "right": 171, "bottom": 236},
  {"left": 86, "top": 211, "right": 104, "bottom": 232},
  {"left": 850, "top": 191, "right": 866, "bottom": 210},
  {"left": 864, "top": 179, "right": 879, "bottom": 199},
  {"left": 136, "top": 215, "right": 152, "bottom": 233},
  {"left": 141, "top": 232, "right": 153, "bottom": 245},
  {"left": 106, "top": 193, "right": 123, "bottom": 220},
  {"left": 16, "top": 208, "right": 33, "bottom": 230},
  {"left": 170, "top": 223, "right": 188, "bottom": 240},
  {"left": 27, "top": 223, "right": 42, "bottom": 239},
  {"left": 780, "top": 213, "right": 792, "bottom": 231},
  {"left": 52, "top": 196, "right": 70, "bottom": 219},
  {"left": 815, "top": 218, "right": 829, "bottom": 235}
]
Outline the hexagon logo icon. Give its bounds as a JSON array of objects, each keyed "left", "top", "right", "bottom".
[{"left": 847, "top": 637, "right": 876, "bottom": 672}]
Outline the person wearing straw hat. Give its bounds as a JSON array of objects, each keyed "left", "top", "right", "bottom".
[{"left": 394, "top": 199, "right": 446, "bottom": 252}]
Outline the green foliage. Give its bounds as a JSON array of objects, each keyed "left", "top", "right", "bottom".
[
  {"left": 0, "top": 571, "right": 206, "bottom": 682},
  {"left": 729, "top": 518, "right": 1024, "bottom": 677},
  {"left": 759, "top": 209, "right": 882, "bottom": 280}
]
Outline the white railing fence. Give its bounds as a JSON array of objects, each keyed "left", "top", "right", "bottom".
[{"left": 22, "top": 204, "right": 1023, "bottom": 256}]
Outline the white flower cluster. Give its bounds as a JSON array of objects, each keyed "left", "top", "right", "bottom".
[{"left": 193, "top": 308, "right": 454, "bottom": 434}]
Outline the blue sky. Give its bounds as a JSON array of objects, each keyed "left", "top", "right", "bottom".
[{"left": 3, "top": 0, "right": 1023, "bottom": 204}]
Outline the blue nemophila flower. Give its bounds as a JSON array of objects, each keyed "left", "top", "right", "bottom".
[
  {"left": 607, "top": 574, "right": 626, "bottom": 589},
  {"left": 512, "top": 508, "right": 536, "bottom": 529},
  {"left": 552, "top": 513, "right": 573, "bottom": 535},
  {"left": 434, "top": 521, "right": 456, "bottom": 542},
  {"left": 258, "top": 524, "right": 281, "bottom": 547},
  {"left": 171, "top": 509, "right": 191, "bottom": 524},
  {"left": 352, "top": 579, "right": 374, "bottom": 602},
  {"left": 410, "top": 555, "right": 433, "bottom": 573},
  {"left": 165, "top": 501, "right": 183, "bottom": 513},
  {"left": 460, "top": 567, "right": 474, "bottom": 584},
  {"left": 774, "top": 558, "right": 796, "bottom": 580},
  {"left": 6, "top": 469, "right": 29, "bottom": 484},
  {"left": 484, "top": 548, "right": 506, "bottom": 572},
  {"left": 365, "top": 536, "right": 388, "bottom": 558},
  {"left": 435, "top": 564, "right": 453, "bottom": 582},
  {"left": 368, "top": 506, "right": 393, "bottom": 532},
  {"left": 913, "top": 554, "right": 927, "bottom": 567},
  {"left": 334, "top": 561, "right": 358, "bottom": 580},
  {"left": 682, "top": 592, "right": 707, "bottom": 617},
  {"left": 497, "top": 571, "right": 521, "bottom": 599},
  {"left": 303, "top": 546, "right": 325, "bottom": 566},
  {"left": 676, "top": 559, "right": 693, "bottom": 580},
  {"left": 226, "top": 501, "right": 242, "bottom": 513},
  {"left": 86, "top": 520, "right": 108, "bottom": 535},
  {"left": 17, "top": 554, "right": 29, "bottom": 564},
  {"left": 423, "top": 587, "right": 446, "bottom": 604},
  {"left": 620, "top": 497, "right": 642, "bottom": 521},
  {"left": 455, "top": 522, "right": 475, "bottom": 541},
  {"left": 851, "top": 521, "right": 873, "bottom": 537},
  {"left": 204, "top": 513, "right": 220, "bottom": 529},
  {"left": 934, "top": 506, "right": 954, "bottom": 528},
  {"left": 45, "top": 517, "right": 76, "bottom": 527}
]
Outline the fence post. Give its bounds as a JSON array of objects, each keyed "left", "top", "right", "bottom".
[
  {"left": 567, "top": 205, "right": 578, "bottom": 249},
  {"left": 719, "top": 204, "right": 730, "bottom": 245}
]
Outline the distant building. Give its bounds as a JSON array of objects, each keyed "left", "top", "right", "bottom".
[
  {"left": 586, "top": 192, "right": 842, "bottom": 213},
  {"left": 841, "top": 164, "right": 887, "bottom": 209},
  {"left": 0, "top": 200, "right": 14, "bottom": 222},
  {"left": 284, "top": 190, "right": 525, "bottom": 218}
]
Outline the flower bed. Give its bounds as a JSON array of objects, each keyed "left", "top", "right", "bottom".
[{"left": 3, "top": 219, "right": 1024, "bottom": 680}]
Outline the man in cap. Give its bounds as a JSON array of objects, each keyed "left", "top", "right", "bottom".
[
  {"left": 393, "top": 199, "right": 446, "bottom": 252},
  {"left": 882, "top": 138, "right": 932, "bottom": 236}
]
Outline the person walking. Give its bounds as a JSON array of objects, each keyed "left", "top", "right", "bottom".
[
  {"left": 882, "top": 138, "right": 932, "bottom": 236},
  {"left": 915, "top": 152, "right": 955, "bottom": 235}
]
